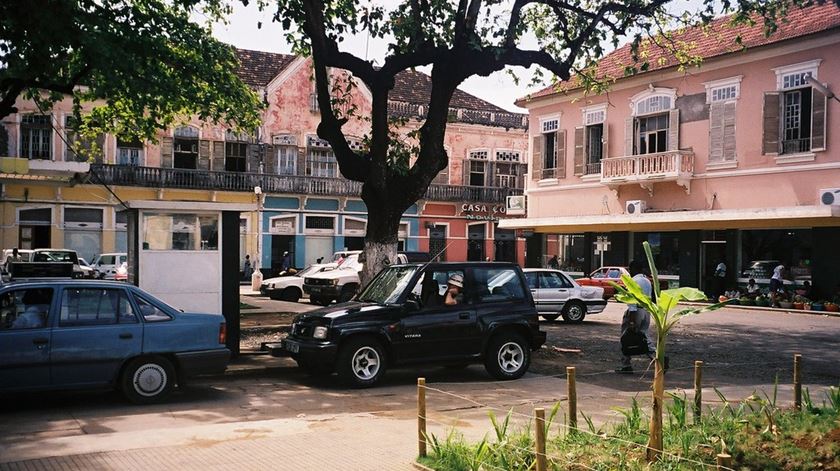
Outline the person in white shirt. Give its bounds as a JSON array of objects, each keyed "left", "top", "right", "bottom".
[
  {"left": 616, "top": 260, "right": 659, "bottom": 374},
  {"left": 770, "top": 264, "right": 785, "bottom": 306}
]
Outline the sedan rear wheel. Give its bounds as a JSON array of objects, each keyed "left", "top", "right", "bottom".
[
  {"left": 121, "top": 356, "right": 175, "bottom": 404},
  {"left": 562, "top": 301, "right": 587, "bottom": 323}
]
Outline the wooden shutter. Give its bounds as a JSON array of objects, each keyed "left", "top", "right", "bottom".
[
  {"left": 624, "top": 117, "right": 634, "bottom": 156},
  {"left": 667, "top": 108, "right": 680, "bottom": 151},
  {"left": 601, "top": 123, "right": 609, "bottom": 160},
  {"left": 708, "top": 102, "right": 724, "bottom": 162},
  {"left": 573, "top": 126, "right": 585, "bottom": 175},
  {"left": 161, "top": 136, "right": 173, "bottom": 168},
  {"left": 812, "top": 88, "right": 827, "bottom": 152},
  {"left": 762, "top": 92, "right": 780, "bottom": 155},
  {"left": 531, "top": 135, "right": 542, "bottom": 181},
  {"left": 486, "top": 161, "right": 495, "bottom": 187},
  {"left": 722, "top": 101, "right": 737, "bottom": 161},
  {"left": 555, "top": 129, "right": 566, "bottom": 179},
  {"left": 198, "top": 139, "right": 211, "bottom": 171},
  {"left": 247, "top": 143, "right": 260, "bottom": 173},
  {"left": 212, "top": 141, "right": 225, "bottom": 171},
  {"left": 264, "top": 144, "right": 276, "bottom": 174}
]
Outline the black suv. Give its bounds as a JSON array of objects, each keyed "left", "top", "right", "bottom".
[{"left": 268, "top": 262, "right": 547, "bottom": 387}]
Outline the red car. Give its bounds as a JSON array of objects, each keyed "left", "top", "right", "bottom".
[{"left": 576, "top": 266, "right": 668, "bottom": 299}]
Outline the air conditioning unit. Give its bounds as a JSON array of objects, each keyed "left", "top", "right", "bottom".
[
  {"left": 818, "top": 188, "right": 840, "bottom": 206},
  {"left": 626, "top": 200, "right": 647, "bottom": 215}
]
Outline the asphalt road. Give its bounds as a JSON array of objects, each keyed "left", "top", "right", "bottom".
[{"left": 1, "top": 303, "right": 838, "bottom": 467}]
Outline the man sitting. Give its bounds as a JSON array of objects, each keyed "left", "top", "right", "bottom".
[{"left": 444, "top": 274, "right": 464, "bottom": 306}]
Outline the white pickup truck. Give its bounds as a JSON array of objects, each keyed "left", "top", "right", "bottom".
[
  {"left": 303, "top": 251, "right": 413, "bottom": 306},
  {"left": 260, "top": 263, "right": 334, "bottom": 302}
]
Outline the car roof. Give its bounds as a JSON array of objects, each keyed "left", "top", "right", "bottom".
[{"left": 3, "top": 279, "right": 136, "bottom": 289}]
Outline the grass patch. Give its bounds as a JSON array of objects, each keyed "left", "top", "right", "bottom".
[{"left": 421, "top": 387, "right": 840, "bottom": 470}]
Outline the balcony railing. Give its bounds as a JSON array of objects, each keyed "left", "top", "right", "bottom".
[
  {"left": 781, "top": 138, "right": 811, "bottom": 155},
  {"left": 585, "top": 161, "right": 602, "bottom": 176},
  {"left": 386, "top": 100, "right": 528, "bottom": 129},
  {"left": 89, "top": 164, "right": 522, "bottom": 204},
  {"left": 600, "top": 150, "right": 695, "bottom": 194}
]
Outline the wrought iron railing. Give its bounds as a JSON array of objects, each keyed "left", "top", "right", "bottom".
[
  {"left": 781, "top": 138, "right": 811, "bottom": 155},
  {"left": 89, "top": 164, "right": 522, "bottom": 204},
  {"left": 585, "top": 161, "right": 602, "bottom": 175}
]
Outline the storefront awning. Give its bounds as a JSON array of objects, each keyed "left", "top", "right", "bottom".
[{"left": 498, "top": 205, "right": 840, "bottom": 233}]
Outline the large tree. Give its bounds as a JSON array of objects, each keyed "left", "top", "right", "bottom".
[
  {"left": 0, "top": 0, "right": 262, "bottom": 140},
  {"left": 263, "top": 0, "right": 824, "bottom": 283}
]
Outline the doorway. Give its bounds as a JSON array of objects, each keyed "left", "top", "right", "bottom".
[
  {"left": 700, "top": 241, "right": 727, "bottom": 297},
  {"left": 494, "top": 228, "right": 516, "bottom": 263},
  {"left": 271, "top": 235, "right": 296, "bottom": 275},
  {"left": 467, "top": 224, "right": 486, "bottom": 261},
  {"left": 19, "top": 225, "right": 50, "bottom": 249}
]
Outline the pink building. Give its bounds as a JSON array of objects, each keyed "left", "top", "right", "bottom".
[{"left": 501, "top": 4, "right": 840, "bottom": 299}]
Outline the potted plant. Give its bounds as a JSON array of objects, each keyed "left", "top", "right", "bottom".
[
  {"left": 811, "top": 301, "right": 824, "bottom": 311},
  {"left": 826, "top": 302, "right": 839, "bottom": 312},
  {"left": 778, "top": 293, "right": 794, "bottom": 309}
]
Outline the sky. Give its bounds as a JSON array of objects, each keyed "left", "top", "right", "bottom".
[
  {"left": 210, "top": 2, "right": 544, "bottom": 112},
  {"left": 210, "top": 0, "right": 708, "bottom": 113}
]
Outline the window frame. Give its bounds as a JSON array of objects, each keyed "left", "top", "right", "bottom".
[
  {"left": 58, "top": 286, "right": 137, "bottom": 327},
  {"left": 0, "top": 287, "right": 54, "bottom": 331},
  {"left": 19, "top": 114, "right": 53, "bottom": 160}
]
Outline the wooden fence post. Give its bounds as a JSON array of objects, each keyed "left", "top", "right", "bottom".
[
  {"left": 716, "top": 453, "right": 732, "bottom": 470},
  {"left": 793, "top": 353, "right": 802, "bottom": 411},
  {"left": 418, "top": 377, "right": 427, "bottom": 457},
  {"left": 535, "top": 407, "right": 547, "bottom": 471},
  {"left": 694, "top": 360, "right": 703, "bottom": 423},
  {"left": 567, "top": 366, "right": 577, "bottom": 434}
]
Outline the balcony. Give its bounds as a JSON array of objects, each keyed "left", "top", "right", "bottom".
[
  {"left": 89, "top": 164, "right": 522, "bottom": 205},
  {"left": 600, "top": 150, "right": 695, "bottom": 195}
]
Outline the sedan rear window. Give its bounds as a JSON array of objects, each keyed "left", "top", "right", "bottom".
[
  {"left": 134, "top": 294, "right": 172, "bottom": 322},
  {"left": 474, "top": 268, "right": 526, "bottom": 303},
  {"left": 0, "top": 288, "right": 53, "bottom": 330},
  {"left": 60, "top": 288, "right": 137, "bottom": 326}
]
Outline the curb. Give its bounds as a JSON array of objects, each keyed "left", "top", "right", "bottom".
[{"left": 679, "top": 301, "right": 840, "bottom": 318}]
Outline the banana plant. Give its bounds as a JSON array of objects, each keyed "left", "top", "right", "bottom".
[{"left": 611, "top": 241, "right": 726, "bottom": 462}]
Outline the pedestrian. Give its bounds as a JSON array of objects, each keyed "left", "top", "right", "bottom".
[
  {"left": 547, "top": 254, "right": 560, "bottom": 270},
  {"left": 769, "top": 264, "right": 784, "bottom": 305},
  {"left": 616, "top": 259, "right": 659, "bottom": 374},
  {"left": 281, "top": 251, "right": 292, "bottom": 272},
  {"left": 714, "top": 260, "right": 727, "bottom": 299},
  {"left": 243, "top": 254, "right": 252, "bottom": 280},
  {"left": 4, "top": 247, "right": 22, "bottom": 274}
]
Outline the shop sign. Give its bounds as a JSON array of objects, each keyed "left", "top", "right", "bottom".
[
  {"left": 460, "top": 203, "right": 505, "bottom": 221},
  {"left": 506, "top": 195, "right": 526, "bottom": 216}
]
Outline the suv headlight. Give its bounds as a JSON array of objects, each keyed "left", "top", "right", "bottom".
[{"left": 313, "top": 326, "right": 328, "bottom": 339}]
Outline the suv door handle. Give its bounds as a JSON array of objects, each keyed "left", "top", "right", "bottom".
[
  {"left": 458, "top": 312, "right": 471, "bottom": 320},
  {"left": 119, "top": 332, "right": 133, "bottom": 339},
  {"left": 32, "top": 337, "right": 48, "bottom": 345}
]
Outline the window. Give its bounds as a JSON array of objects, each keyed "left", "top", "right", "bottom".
[
  {"left": 494, "top": 162, "right": 523, "bottom": 188},
  {"left": 60, "top": 288, "right": 136, "bottom": 326},
  {"left": 768, "top": 60, "right": 825, "bottom": 156},
  {"left": 473, "top": 268, "right": 526, "bottom": 303},
  {"left": 636, "top": 114, "right": 669, "bottom": 155},
  {"left": 117, "top": 137, "right": 144, "bottom": 166},
  {"left": 0, "top": 288, "right": 53, "bottom": 330},
  {"left": 173, "top": 126, "right": 198, "bottom": 169},
  {"left": 468, "top": 160, "right": 486, "bottom": 186},
  {"left": 20, "top": 114, "right": 52, "bottom": 160},
  {"left": 628, "top": 89, "right": 677, "bottom": 156},
  {"left": 305, "top": 216, "right": 335, "bottom": 231},
  {"left": 306, "top": 148, "right": 337, "bottom": 177},
  {"left": 64, "top": 116, "right": 104, "bottom": 162},
  {"left": 575, "top": 107, "right": 607, "bottom": 175},
  {"left": 225, "top": 141, "right": 248, "bottom": 172},
  {"left": 706, "top": 78, "right": 741, "bottom": 164},
  {"left": 411, "top": 268, "right": 465, "bottom": 308},
  {"left": 276, "top": 146, "right": 297, "bottom": 175},
  {"left": 142, "top": 213, "right": 218, "bottom": 251},
  {"left": 63, "top": 207, "right": 104, "bottom": 262},
  {"left": 541, "top": 118, "right": 558, "bottom": 133},
  {"left": 635, "top": 96, "right": 672, "bottom": 116},
  {"left": 133, "top": 294, "right": 172, "bottom": 322},
  {"left": 543, "top": 131, "right": 556, "bottom": 173},
  {"left": 538, "top": 271, "right": 572, "bottom": 289}
]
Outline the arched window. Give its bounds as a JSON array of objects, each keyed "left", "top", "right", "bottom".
[{"left": 626, "top": 88, "right": 678, "bottom": 156}]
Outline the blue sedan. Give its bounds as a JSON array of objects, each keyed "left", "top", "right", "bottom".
[{"left": 0, "top": 280, "right": 229, "bottom": 403}]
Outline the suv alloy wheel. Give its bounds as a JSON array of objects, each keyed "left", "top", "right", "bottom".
[
  {"left": 484, "top": 332, "right": 530, "bottom": 380},
  {"left": 337, "top": 336, "right": 387, "bottom": 387}
]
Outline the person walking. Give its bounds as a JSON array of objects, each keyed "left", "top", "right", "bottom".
[
  {"left": 547, "top": 255, "right": 560, "bottom": 270},
  {"left": 713, "top": 260, "right": 727, "bottom": 299},
  {"left": 281, "top": 251, "right": 292, "bottom": 272},
  {"left": 616, "top": 260, "right": 658, "bottom": 374},
  {"left": 243, "top": 254, "right": 252, "bottom": 280}
]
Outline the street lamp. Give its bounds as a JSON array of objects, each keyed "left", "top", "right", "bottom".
[
  {"left": 251, "top": 185, "right": 264, "bottom": 291},
  {"left": 806, "top": 74, "right": 840, "bottom": 103}
]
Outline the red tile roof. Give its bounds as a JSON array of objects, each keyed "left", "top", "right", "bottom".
[
  {"left": 520, "top": 3, "right": 840, "bottom": 104},
  {"left": 234, "top": 48, "right": 297, "bottom": 86}
]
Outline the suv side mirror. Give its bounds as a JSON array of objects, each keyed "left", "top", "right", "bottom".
[{"left": 404, "top": 299, "right": 420, "bottom": 312}]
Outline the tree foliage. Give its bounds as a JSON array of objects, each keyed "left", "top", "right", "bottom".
[
  {"left": 260, "top": 0, "right": 831, "bottom": 280},
  {"left": 0, "top": 0, "right": 263, "bottom": 142}
]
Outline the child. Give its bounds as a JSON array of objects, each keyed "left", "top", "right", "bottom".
[{"left": 746, "top": 278, "right": 760, "bottom": 298}]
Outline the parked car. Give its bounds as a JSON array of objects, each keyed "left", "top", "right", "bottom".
[
  {"left": 260, "top": 263, "right": 334, "bottom": 301},
  {"left": 1, "top": 249, "right": 33, "bottom": 280},
  {"left": 303, "top": 251, "right": 415, "bottom": 306},
  {"left": 523, "top": 269, "right": 606, "bottom": 323},
  {"left": 268, "top": 262, "right": 546, "bottom": 387},
  {"left": 0, "top": 280, "right": 229, "bottom": 403},
  {"left": 576, "top": 266, "right": 668, "bottom": 299},
  {"left": 92, "top": 252, "right": 128, "bottom": 280},
  {"left": 77, "top": 258, "right": 97, "bottom": 279},
  {"left": 30, "top": 249, "right": 85, "bottom": 279}
]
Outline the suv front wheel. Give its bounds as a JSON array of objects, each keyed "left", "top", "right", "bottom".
[
  {"left": 484, "top": 332, "right": 530, "bottom": 380},
  {"left": 337, "top": 336, "right": 387, "bottom": 388}
]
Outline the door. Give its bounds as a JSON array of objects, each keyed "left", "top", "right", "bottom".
[
  {"left": 537, "top": 271, "right": 572, "bottom": 312},
  {"left": 271, "top": 235, "right": 296, "bottom": 274},
  {"left": 0, "top": 287, "right": 54, "bottom": 391},
  {"left": 305, "top": 236, "right": 333, "bottom": 266},
  {"left": 50, "top": 287, "right": 143, "bottom": 387},
  {"left": 393, "top": 268, "right": 478, "bottom": 361},
  {"left": 701, "top": 242, "right": 727, "bottom": 296},
  {"left": 467, "top": 225, "right": 486, "bottom": 261},
  {"left": 494, "top": 228, "right": 516, "bottom": 263}
]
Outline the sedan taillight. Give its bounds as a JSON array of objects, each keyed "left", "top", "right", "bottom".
[{"left": 219, "top": 323, "right": 227, "bottom": 344}]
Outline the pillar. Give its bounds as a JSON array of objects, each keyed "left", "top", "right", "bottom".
[{"left": 679, "top": 230, "right": 701, "bottom": 288}]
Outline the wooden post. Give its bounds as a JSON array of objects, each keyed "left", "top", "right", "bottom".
[
  {"left": 567, "top": 366, "right": 577, "bottom": 434},
  {"left": 535, "top": 407, "right": 547, "bottom": 471},
  {"left": 793, "top": 353, "right": 802, "bottom": 411},
  {"left": 418, "top": 377, "right": 427, "bottom": 457},
  {"left": 693, "top": 360, "right": 703, "bottom": 423},
  {"left": 716, "top": 453, "right": 732, "bottom": 470}
]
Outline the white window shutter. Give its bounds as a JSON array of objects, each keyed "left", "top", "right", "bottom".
[
  {"left": 624, "top": 117, "right": 634, "bottom": 156},
  {"left": 722, "top": 101, "right": 737, "bottom": 161},
  {"left": 812, "top": 87, "right": 827, "bottom": 152},
  {"left": 667, "top": 108, "right": 680, "bottom": 151},
  {"left": 708, "top": 102, "right": 724, "bottom": 162}
]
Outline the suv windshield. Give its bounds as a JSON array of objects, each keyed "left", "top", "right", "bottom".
[{"left": 357, "top": 266, "right": 418, "bottom": 304}]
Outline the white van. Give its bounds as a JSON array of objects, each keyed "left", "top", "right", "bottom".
[{"left": 92, "top": 252, "right": 128, "bottom": 280}]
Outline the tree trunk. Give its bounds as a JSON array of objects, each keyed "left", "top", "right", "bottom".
[
  {"left": 647, "top": 334, "right": 666, "bottom": 462},
  {"left": 360, "top": 191, "right": 404, "bottom": 287}
]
